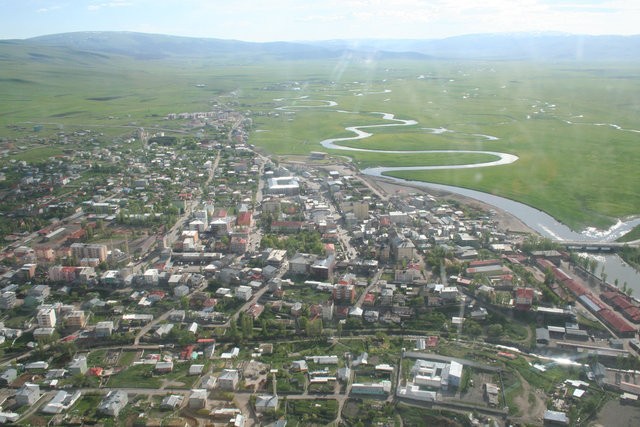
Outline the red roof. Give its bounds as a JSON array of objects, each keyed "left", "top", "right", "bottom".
[
  {"left": 88, "top": 367, "right": 103, "bottom": 376},
  {"left": 599, "top": 309, "right": 636, "bottom": 333},
  {"left": 612, "top": 295, "right": 632, "bottom": 310},
  {"left": 623, "top": 306, "right": 640, "bottom": 322},
  {"left": 236, "top": 211, "right": 252, "bottom": 226},
  {"left": 516, "top": 288, "right": 534, "bottom": 299},
  {"left": 469, "top": 259, "right": 502, "bottom": 267},
  {"left": 203, "top": 298, "right": 218, "bottom": 307}
]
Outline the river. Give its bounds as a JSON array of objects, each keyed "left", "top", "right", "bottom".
[{"left": 280, "top": 100, "right": 640, "bottom": 295}]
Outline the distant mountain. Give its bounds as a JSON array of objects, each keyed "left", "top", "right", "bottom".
[
  {"left": 3, "top": 31, "right": 639, "bottom": 62},
  {"left": 310, "top": 33, "right": 640, "bottom": 61}
]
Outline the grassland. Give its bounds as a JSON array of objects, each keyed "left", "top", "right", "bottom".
[{"left": 1, "top": 45, "right": 639, "bottom": 230}]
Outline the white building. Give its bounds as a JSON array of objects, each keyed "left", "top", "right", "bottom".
[
  {"left": 235, "top": 285, "right": 252, "bottom": 301},
  {"left": 37, "top": 307, "right": 57, "bottom": 328},
  {"left": 143, "top": 269, "right": 159, "bottom": 285}
]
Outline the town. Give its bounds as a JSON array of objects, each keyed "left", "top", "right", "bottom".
[{"left": 0, "top": 103, "right": 639, "bottom": 427}]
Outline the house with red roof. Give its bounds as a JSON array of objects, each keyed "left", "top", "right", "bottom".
[{"left": 515, "top": 287, "right": 534, "bottom": 311}]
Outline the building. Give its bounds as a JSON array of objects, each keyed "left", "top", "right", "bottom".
[
  {"left": 410, "top": 359, "right": 462, "bottom": 391},
  {"left": 155, "top": 361, "right": 174, "bottom": 373},
  {"left": 235, "top": 285, "right": 252, "bottom": 301},
  {"left": 143, "top": 268, "right": 159, "bottom": 286},
  {"left": 41, "top": 390, "right": 81, "bottom": 414},
  {"left": 543, "top": 410, "right": 569, "bottom": 426},
  {"left": 267, "top": 176, "right": 300, "bottom": 195},
  {"left": 229, "top": 236, "right": 248, "bottom": 254},
  {"left": 98, "top": 390, "right": 129, "bottom": 417},
  {"left": 70, "top": 243, "right": 108, "bottom": 262},
  {"left": 95, "top": 321, "right": 114, "bottom": 337},
  {"left": 37, "top": 307, "right": 57, "bottom": 328},
  {"left": 0, "top": 291, "right": 17, "bottom": 310},
  {"left": 15, "top": 383, "right": 40, "bottom": 406},
  {"left": 484, "top": 383, "right": 500, "bottom": 406},
  {"left": 255, "top": 395, "right": 279, "bottom": 413},
  {"left": 68, "top": 355, "right": 88, "bottom": 375},
  {"left": 188, "top": 389, "right": 208, "bottom": 409},
  {"left": 289, "top": 253, "right": 315, "bottom": 275},
  {"left": 65, "top": 310, "right": 86, "bottom": 329},
  {"left": 0, "top": 368, "right": 17, "bottom": 386},
  {"left": 515, "top": 287, "right": 535, "bottom": 311},
  {"left": 28, "top": 285, "right": 50, "bottom": 301},
  {"left": 291, "top": 360, "right": 309, "bottom": 372},
  {"left": 218, "top": 369, "right": 240, "bottom": 391},
  {"left": 351, "top": 381, "right": 392, "bottom": 395},
  {"left": 161, "top": 394, "right": 184, "bottom": 410},
  {"left": 333, "top": 283, "right": 355, "bottom": 304}
]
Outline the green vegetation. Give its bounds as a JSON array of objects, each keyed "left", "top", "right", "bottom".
[
  {"left": 107, "top": 364, "right": 162, "bottom": 388},
  {"left": 1, "top": 44, "right": 638, "bottom": 230},
  {"left": 395, "top": 404, "right": 473, "bottom": 427},
  {"left": 260, "top": 230, "right": 324, "bottom": 255},
  {"left": 286, "top": 399, "right": 338, "bottom": 424},
  {"left": 618, "top": 225, "right": 640, "bottom": 243}
]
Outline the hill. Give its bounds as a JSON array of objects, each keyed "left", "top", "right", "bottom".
[{"left": 5, "top": 31, "right": 639, "bottom": 62}]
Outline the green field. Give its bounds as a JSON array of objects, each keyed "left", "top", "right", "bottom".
[{"left": 1, "top": 45, "right": 639, "bottom": 230}]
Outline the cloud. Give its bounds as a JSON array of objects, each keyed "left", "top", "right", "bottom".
[
  {"left": 88, "top": 2, "right": 133, "bottom": 11},
  {"left": 36, "top": 5, "right": 64, "bottom": 13}
]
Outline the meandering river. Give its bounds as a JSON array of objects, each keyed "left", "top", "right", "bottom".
[{"left": 279, "top": 99, "right": 640, "bottom": 293}]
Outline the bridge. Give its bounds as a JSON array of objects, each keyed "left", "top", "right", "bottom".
[{"left": 554, "top": 240, "right": 640, "bottom": 252}]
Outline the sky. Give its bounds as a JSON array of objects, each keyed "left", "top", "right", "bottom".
[{"left": 1, "top": 0, "right": 638, "bottom": 41}]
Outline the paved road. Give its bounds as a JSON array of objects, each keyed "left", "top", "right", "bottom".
[
  {"left": 134, "top": 309, "right": 175, "bottom": 345},
  {"left": 355, "top": 268, "right": 383, "bottom": 308}
]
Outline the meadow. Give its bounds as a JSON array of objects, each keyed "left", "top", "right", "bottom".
[{"left": 1, "top": 45, "right": 639, "bottom": 231}]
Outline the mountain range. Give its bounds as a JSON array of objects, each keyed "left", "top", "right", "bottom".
[{"left": 2, "top": 31, "right": 640, "bottom": 62}]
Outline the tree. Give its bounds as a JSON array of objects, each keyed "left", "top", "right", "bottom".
[{"left": 487, "top": 324, "right": 503, "bottom": 337}]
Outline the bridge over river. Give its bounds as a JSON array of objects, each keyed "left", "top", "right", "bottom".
[{"left": 554, "top": 240, "right": 640, "bottom": 252}]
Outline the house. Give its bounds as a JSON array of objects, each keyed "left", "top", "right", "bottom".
[
  {"left": 218, "top": 369, "right": 239, "bottom": 390},
  {"left": 306, "top": 355, "right": 339, "bottom": 365},
  {"left": 235, "top": 285, "right": 252, "bottom": 301},
  {"left": 337, "top": 367, "right": 351, "bottom": 382},
  {"left": 155, "top": 323, "right": 174, "bottom": 338},
  {"left": 200, "top": 374, "right": 217, "bottom": 389},
  {"left": 543, "top": 410, "right": 569, "bottom": 426},
  {"left": 440, "top": 286, "right": 459, "bottom": 301},
  {"left": 255, "top": 395, "right": 279, "bottom": 413},
  {"left": 41, "top": 390, "right": 81, "bottom": 414},
  {"left": 188, "top": 389, "right": 208, "bottom": 409},
  {"left": 161, "top": 394, "right": 184, "bottom": 410},
  {"left": 0, "top": 368, "right": 17, "bottom": 386},
  {"left": 155, "top": 361, "right": 174, "bottom": 373},
  {"left": 291, "top": 360, "right": 309, "bottom": 372},
  {"left": 68, "top": 355, "right": 88, "bottom": 375},
  {"left": 15, "top": 383, "right": 40, "bottom": 406},
  {"left": 515, "top": 287, "right": 535, "bottom": 311},
  {"left": 189, "top": 364, "right": 205, "bottom": 375},
  {"left": 95, "top": 320, "right": 114, "bottom": 337},
  {"left": 351, "top": 381, "right": 392, "bottom": 395},
  {"left": 536, "top": 328, "right": 551, "bottom": 345},
  {"left": 98, "top": 390, "right": 129, "bottom": 417},
  {"left": 484, "top": 383, "right": 500, "bottom": 406}
]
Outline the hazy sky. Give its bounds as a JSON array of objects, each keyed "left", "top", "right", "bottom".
[{"left": 1, "top": 0, "right": 638, "bottom": 41}]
